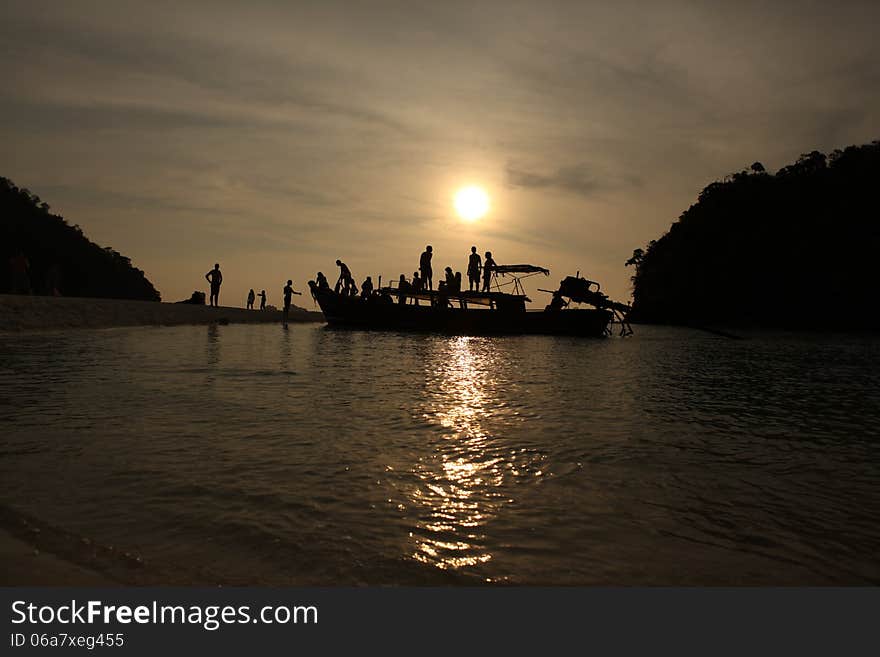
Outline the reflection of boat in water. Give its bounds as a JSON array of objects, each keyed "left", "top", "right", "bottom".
[{"left": 309, "top": 264, "right": 632, "bottom": 337}]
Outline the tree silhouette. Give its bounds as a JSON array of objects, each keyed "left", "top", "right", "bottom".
[
  {"left": 1, "top": 176, "right": 160, "bottom": 300},
  {"left": 627, "top": 140, "right": 880, "bottom": 329}
]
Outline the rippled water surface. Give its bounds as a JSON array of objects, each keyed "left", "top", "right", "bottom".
[{"left": 1, "top": 324, "right": 878, "bottom": 584}]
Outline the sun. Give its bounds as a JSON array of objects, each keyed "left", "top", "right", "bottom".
[{"left": 454, "top": 186, "right": 490, "bottom": 221}]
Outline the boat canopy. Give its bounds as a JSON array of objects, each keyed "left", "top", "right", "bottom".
[{"left": 492, "top": 264, "right": 550, "bottom": 276}]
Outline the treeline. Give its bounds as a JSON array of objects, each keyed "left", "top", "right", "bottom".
[
  {"left": 626, "top": 140, "right": 880, "bottom": 329},
  {"left": 1, "top": 176, "right": 160, "bottom": 301}
]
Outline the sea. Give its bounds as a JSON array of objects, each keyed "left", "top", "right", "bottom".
[{"left": 1, "top": 323, "right": 878, "bottom": 584}]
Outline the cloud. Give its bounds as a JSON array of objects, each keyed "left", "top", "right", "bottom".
[
  {"left": 0, "top": 10, "right": 413, "bottom": 137},
  {"left": 505, "top": 162, "right": 641, "bottom": 199},
  {"left": 2, "top": 0, "right": 880, "bottom": 303}
]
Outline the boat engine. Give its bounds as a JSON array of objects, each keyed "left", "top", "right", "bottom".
[{"left": 549, "top": 276, "right": 633, "bottom": 336}]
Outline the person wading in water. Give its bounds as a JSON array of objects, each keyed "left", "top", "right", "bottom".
[{"left": 282, "top": 279, "right": 302, "bottom": 326}]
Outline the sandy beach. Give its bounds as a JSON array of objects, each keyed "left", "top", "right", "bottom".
[
  {"left": 0, "top": 504, "right": 234, "bottom": 586},
  {"left": 0, "top": 294, "right": 323, "bottom": 332}
]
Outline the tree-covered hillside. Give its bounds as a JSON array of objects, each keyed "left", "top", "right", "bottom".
[
  {"left": 626, "top": 140, "right": 879, "bottom": 329},
  {"left": 1, "top": 177, "right": 160, "bottom": 300}
]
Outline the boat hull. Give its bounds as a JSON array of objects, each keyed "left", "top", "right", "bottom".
[{"left": 313, "top": 290, "right": 611, "bottom": 337}]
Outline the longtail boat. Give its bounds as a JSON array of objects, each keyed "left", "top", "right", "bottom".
[{"left": 308, "top": 265, "right": 632, "bottom": 337}]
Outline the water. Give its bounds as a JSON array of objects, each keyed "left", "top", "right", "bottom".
[{"left": 1, "top": 324, "right": 878, "bottom": 584}]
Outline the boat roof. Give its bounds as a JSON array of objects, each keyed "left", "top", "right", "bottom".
[{"left": 493, "top": 264, "right": 550, "bottom": 276}]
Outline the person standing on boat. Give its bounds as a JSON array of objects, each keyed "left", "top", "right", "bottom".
[
  {"left": 482, "top": 251, "right": 496, "bottom": 293},
  {"left": 361, "top": 276, "right": 374, "bottom": 299},
  {"left": 411, "top": 271, "right": 423, "bottom": 306},
  {"left": 467, "top": 246, "right": 482, "bottom": 291},
  {"left": 247, "top": 288, "right": 256, "bottom": 309},
  {"left": 316, "top": 272, "right": 330, "bottom": 291},
  {"left": 335, "top": 260, "right": 357, "bottom": 295},
  {"left": 258, "top": 289, "right": 267, "bottom": 310},
  {"left": 205, "top": 263, "right": 223, "bottom": 307},
  {"left": 397, "top": 274, "right": 411, "bottom": 305},
  {"left": 419, "top": 245, "right": 433, "bottom": 290}
]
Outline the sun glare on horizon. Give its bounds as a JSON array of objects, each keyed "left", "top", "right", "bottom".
[{"left": 454, "top": 186, "right": 490, "bottom": 221}]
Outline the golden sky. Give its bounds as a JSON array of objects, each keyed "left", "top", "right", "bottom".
[{"left": 3, "top": 0, "right": 879, "bottom": 305}]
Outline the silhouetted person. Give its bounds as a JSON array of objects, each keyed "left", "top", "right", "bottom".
[
  {"left": 316, "top": 271, "right": 330, "bottom": 291},
  {"left": 411, "top": 271, "right": 422, "bottom": 306},
  {"left": 8, "top": 251, "right": 31, "bottom": 294},
  {"left": 247, "top": 288, "right": 256, "bottom": 309},
  {"left": 437, "top": 277, "right": 451, "bottom": 308},
  {"left": 419, "top": 245, "right": 433, "bottom": 290},
  {"left": 206, "top": 263, "right": 223, "bottom": 307},
  {"left": 546, "top": 292, "right": 567, "bottom": 312},
  {"left": 258, "top": 290, "right": 267, "bottom": 310},
  {"left": 444, "top": 266, "right": 455, "bottom": 291},
  {"left": 398, "top": 273, "right": 411, "bottom": 304},
  {"left": 361, "top": 276, "right": 374, "bottom": 299},
  {"left": 467, "top": 246, "right": 481, "bottom": 291},
  {"left": 335, "top": 260, "right": 357, "bottom": 295},
  {"left": 453, "top": 271, "right": 462, "bottom": 293},
  {"left": 482, "top": 251, "right": 496, "bottom": 293},
  {"left": 44, "top": 263, "right": 62, "bottom": 296},
  {"left": 282, "top": 279, "right": 301, "bottom": 325}
]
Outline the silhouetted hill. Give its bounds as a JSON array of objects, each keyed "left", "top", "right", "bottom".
[
  {"left": 1, "top": 177, "right": 160, "bottom": 301},
  {"left": 626, "top": 140, "right": 880, "bottom": 329}
]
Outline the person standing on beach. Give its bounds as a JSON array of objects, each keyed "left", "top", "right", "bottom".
[
  {"left": 205, "top": 263, "right": 223, "bottom": 307},
  {"left": 8, "top": 251, "right": 31, "bottom": 294},
  {"left": 467, "top": 246, "right": 482, "bottom": 291},
  {"left": 419, "top": 245, "right": 433, "bottom": 290},
  {"left": 247, "top": 288, "right": 256, "bottom": 309},
  {"left": 258, "top": 290, "right": 267, "bottom": 310},
  {"left": 282, "top": 280, "right": 301, "bottom": 326}
]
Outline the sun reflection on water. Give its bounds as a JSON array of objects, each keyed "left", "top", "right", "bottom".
[{"left": 407, "top": 337, "right": 543, "bottom": 577}]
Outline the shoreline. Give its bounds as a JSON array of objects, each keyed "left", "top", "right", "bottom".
[
  {"left": 0, "top": 503, "right": 233, "bottom": 586},
  {"left": 0, "top": 294, "right": 324, "bottom": 332}
]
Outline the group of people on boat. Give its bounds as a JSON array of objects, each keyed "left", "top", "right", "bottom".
[
  {"left": 300, "top": 245, "right": 500, "bottom": 312},
  {"left": 202, "top": 243, "right": 503, "bottom": 321},
  {"left": 312, "top": 245, "right": 499, "bottom": 303},
  {"left": 416, "top": 245, "right": 497, "bottom": 293}
]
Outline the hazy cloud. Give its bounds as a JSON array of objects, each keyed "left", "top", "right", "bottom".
[
  {"left": 2, "top": 0, "right": 879, "bottom": 303},
  {"left": 505, "top": 163, "right": 642, "bottom": 199}
]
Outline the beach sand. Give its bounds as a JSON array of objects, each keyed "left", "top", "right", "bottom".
[
  {"left": 0, "top": 294, "right": 323, "bottom": 332},
  {"left": 0, "top": 528, "right": 117, "bottom": 586},
  {"left": 0, "top": 504, "right": 238, "bottom": 586}
]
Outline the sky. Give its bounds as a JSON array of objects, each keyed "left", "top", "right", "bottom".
[{"left": 2, "top": 0, "right": 879, "bottom": 306}]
